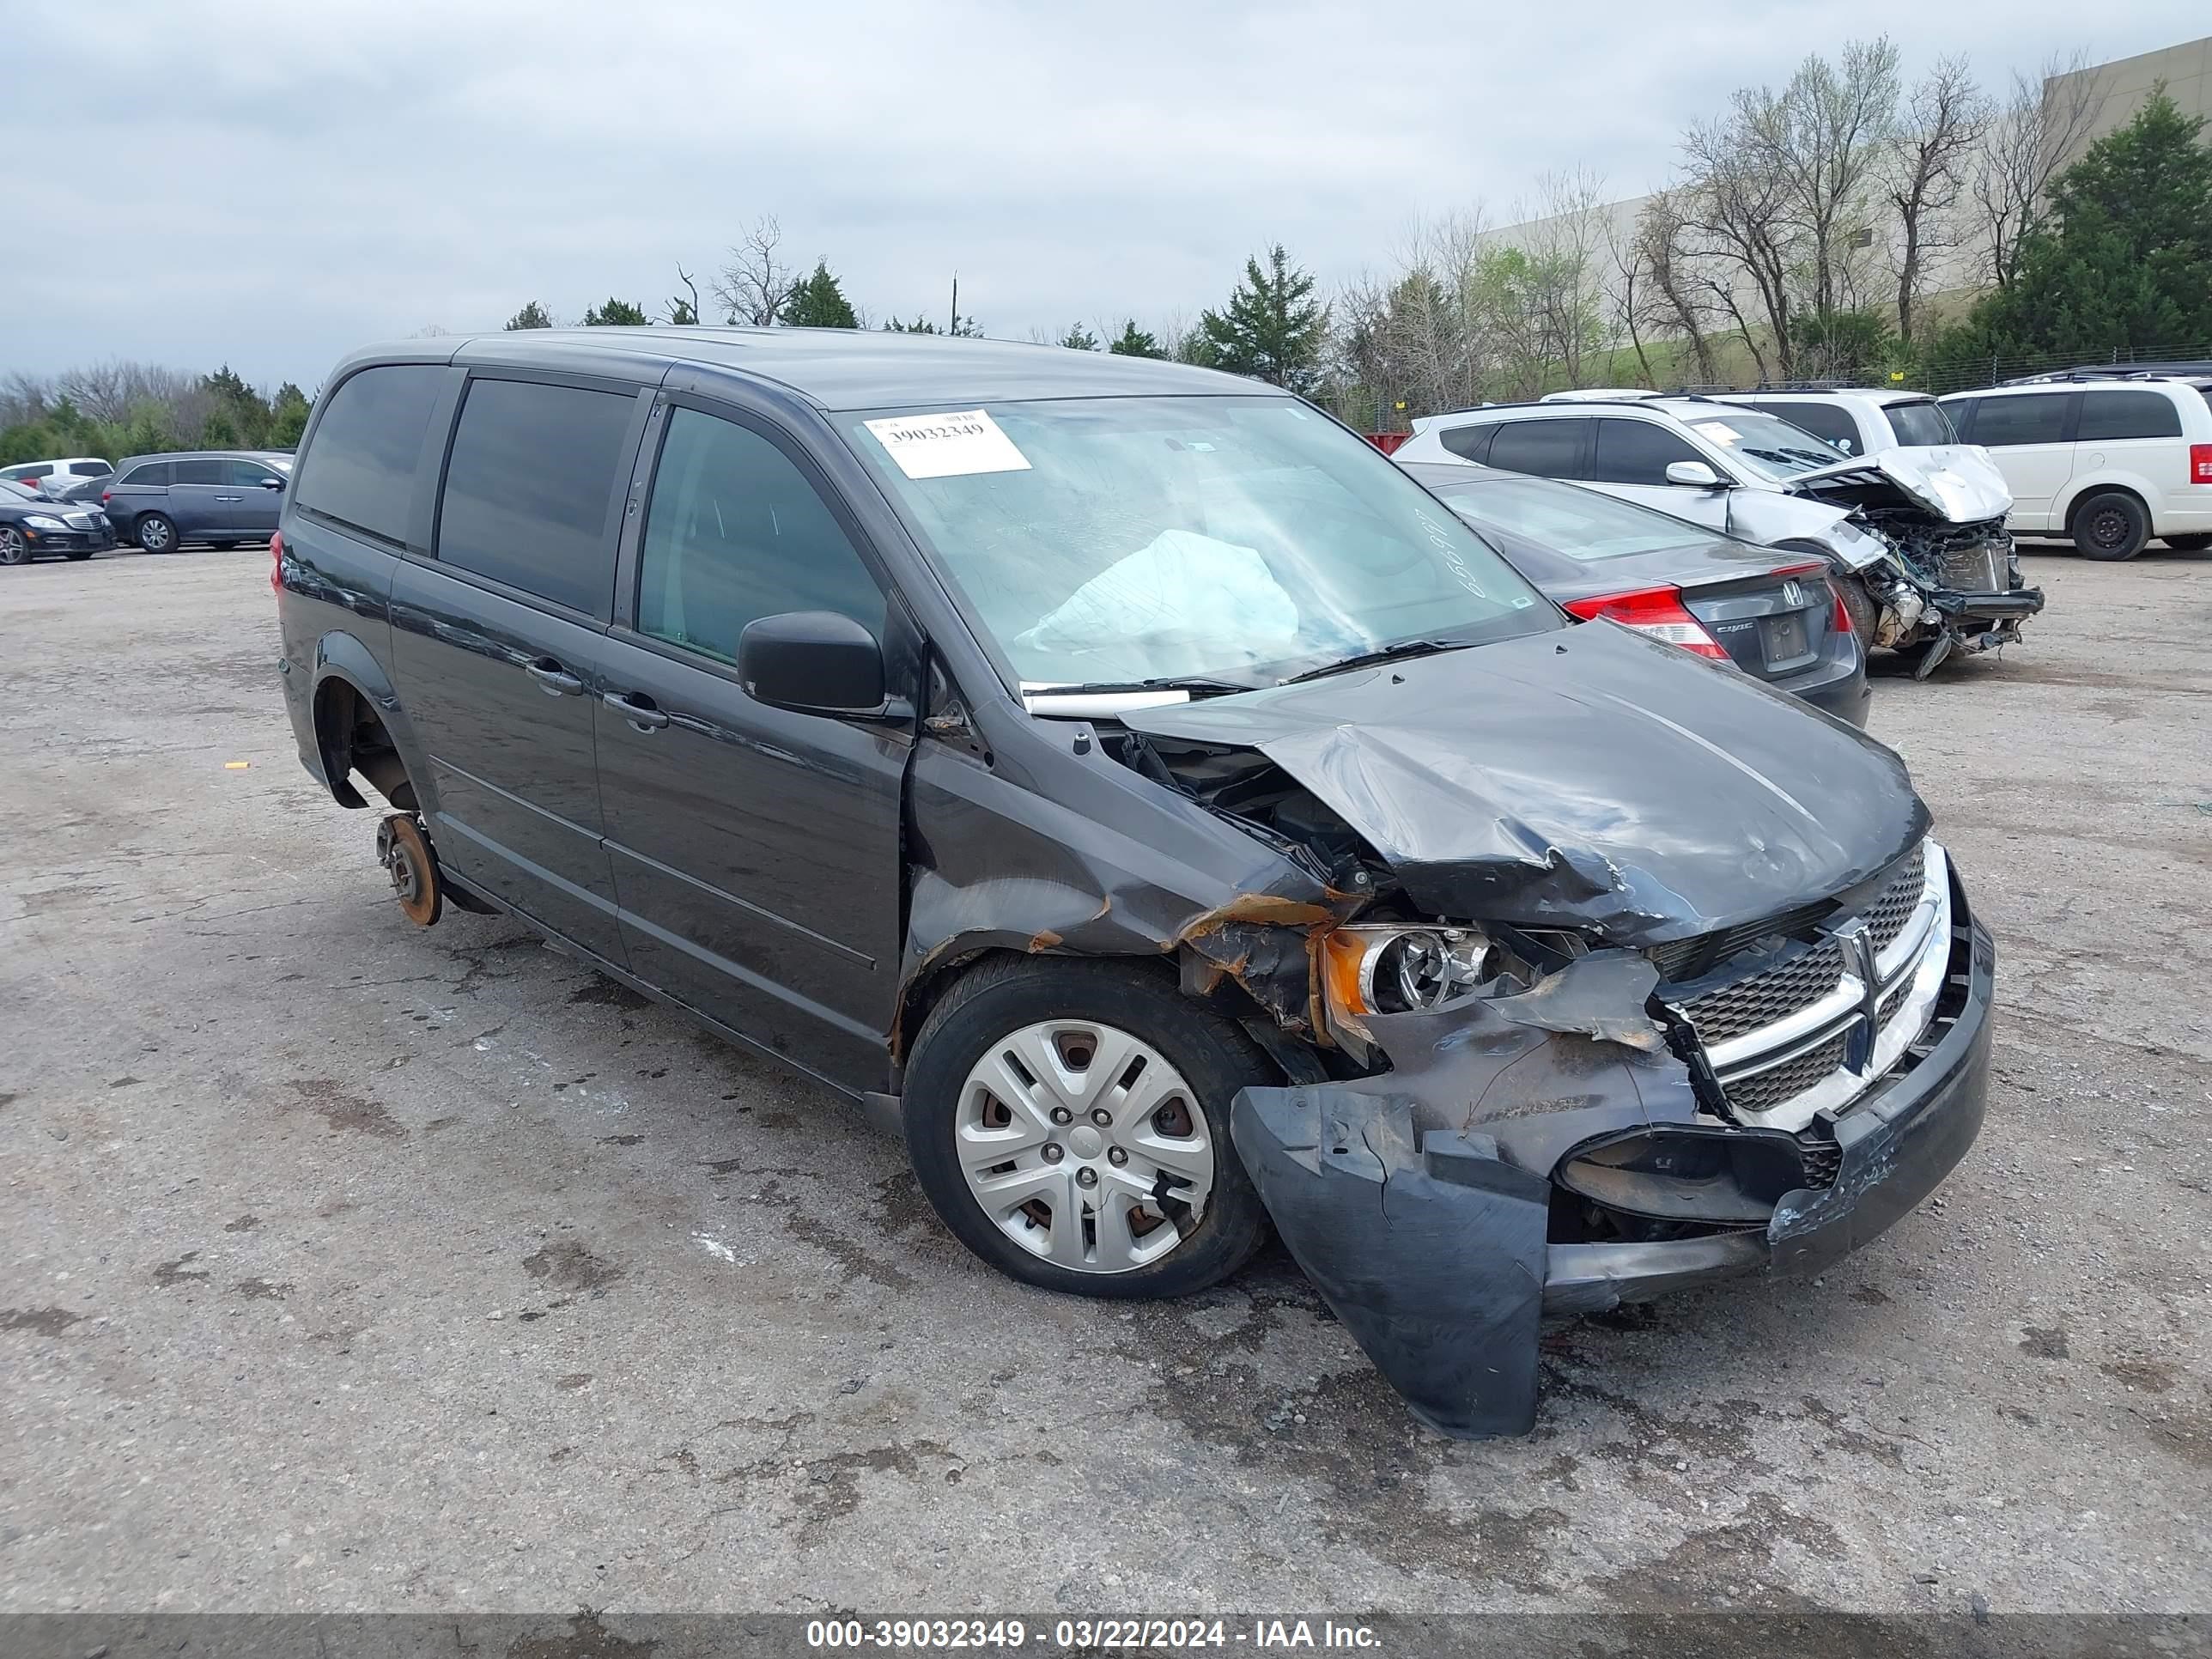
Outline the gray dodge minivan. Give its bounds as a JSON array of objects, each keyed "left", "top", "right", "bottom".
[{"left": 275, "top": 328, "right": 1995, "bottom": 1437}]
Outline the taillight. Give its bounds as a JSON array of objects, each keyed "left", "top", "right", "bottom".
[
  {"left": 100, "top": 489, "right": 112, "bottom": 505},
  {"left": 2191, "top": 443, "right": 2212, "bottom": 484},
  {"left": 270, "top": 529, "right": 284, "bottom": 594},
  {"left": 1830, "top": 580, "right": 1854, "bottom": 636},
  {"left": 1564, "top": 585, "right": 1729, "bottom": 659}
]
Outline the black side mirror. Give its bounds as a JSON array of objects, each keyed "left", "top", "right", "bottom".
[{"left": 738, "top": 611, "right": 890, "bottom": 716}]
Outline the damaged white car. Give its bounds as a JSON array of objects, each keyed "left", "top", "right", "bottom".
[{"left": 1394, "top": 394, "right": 2045, "bottom": 678}]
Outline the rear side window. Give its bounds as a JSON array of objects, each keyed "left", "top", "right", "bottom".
[
  {"left": 1884, "top": 400, "right": 1955, "bottom": 447},
  {"left": 120, "top": 461, "right": 173, "bottom": 487},
  {"left": 435, "top": 378, "right": 635, "bottom": 615},
  {"left": 2076, "top": 390, "right": 2183, "bottom": 441},
  {"left": 1964, "top": 393, "right": 2069, "bottom": 448},
  {"left": 1486, "top": 418, "right": 1589, "bottom": 479},
  {"left": 294, "top": 365, "right": 446, "bottom": 546},
  {"left": 1590, "top": 417, "right": 1705, "bottom": 484},
  {"left": 173, "top": 459, "right": 225, "bottom": 485},
  {"left": 636, "top": 408, "right": 883, "bottom": 665},
  {"left": 1749, "top": 400, "right": 1859, "bottom": 452},
  {"left": 1438, "top": 423, "right": 1494, "bottom": 463}
]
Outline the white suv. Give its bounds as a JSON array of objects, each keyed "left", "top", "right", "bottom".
[
  {"left": 1711, "top": 389, "right": 1958, "bottom": 457},
  {"left": 1393, "top": 394, "right": 2040, "bottom": 672},
  {"left": 1937, "top": 376, "right": 2212, "bottom": 559},
  {"left": 0, "top": 457, "right": 114, "bottom": 499}
]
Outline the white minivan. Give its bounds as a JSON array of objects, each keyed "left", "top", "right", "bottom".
[{"left": 1937, "top": 376, "right": 2212, "bottom": 559}]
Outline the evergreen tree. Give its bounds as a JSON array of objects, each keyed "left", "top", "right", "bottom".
[
  {"left": 1200, "top": 245, "right": 1328, "bottom": 390},
  {"left": 1106, "top": 320, "right": 1166, "bottom": 359},
  {"left": 504, "top": 301, "right": 553, "bottom": 331},
  {"left": 784, "top": 260, "right": 860, "bottom": 328},
  {"left": 270, "top": 383, "right": 313, "bottom": 447},
  {"left": 581, "top": 297, "right": 651, "bottom": 326},
  {"left": 1057, "top": 322, "right": 1100, "bottom": 351},
  {"left": 1941, "top": 91, "right": 2212, "bottom": 358}
]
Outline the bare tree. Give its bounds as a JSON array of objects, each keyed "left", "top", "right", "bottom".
[
  {"left": 1627, "top": 193, "right": 1725, "bottom": 389},
  {"left": 1518, "top": 169, "right": 1611, "bottom": 388},
  {"left": 1736, "top": 39, "right": 1901, "bottom": 321},
  {"left": 1680, "top": 113, "right": 1800, "bottom": 380},
  {"left": 713, "top": 216, "right": 795, "bottom": 325},
  {"left": 1888, "top": 56, "right": 1989, "bottom": 349},
  {"left": 1970, "top": 48, "right": 2106, "bottom": 288},
  {"left": 666, "top": 264, "right": 702, "bottom": 325}
]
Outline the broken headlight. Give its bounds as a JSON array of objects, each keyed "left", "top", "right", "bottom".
[{"left": 1322, "top": 924, "right": 1494, "bottom": 1042}]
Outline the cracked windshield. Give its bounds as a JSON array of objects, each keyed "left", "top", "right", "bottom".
[{"left": 845, "top": 395, "right": 1554, "bottom": 690}]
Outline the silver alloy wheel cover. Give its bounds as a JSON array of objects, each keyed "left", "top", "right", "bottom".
[
  {"left": 0, "top": 527, "right": 23, "bottom": 562},
  {"left": 953, "top": 1019, "right": 1214, "bottom": 1274},
  {"left": 143, "top": 518, "right": 171, "bottom": 550}
]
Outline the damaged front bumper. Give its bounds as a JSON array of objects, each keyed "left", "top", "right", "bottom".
[{"left": 1230, "top": 872, "right": 1995, "bottom": 1440}]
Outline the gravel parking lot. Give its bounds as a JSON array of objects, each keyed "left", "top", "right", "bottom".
[{"left": 3, "top": 540, "right": 2208, "bottom": 1616}]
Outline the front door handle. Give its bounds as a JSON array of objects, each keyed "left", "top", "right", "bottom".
[
  {"left": 526, "top": 659, "right": 585, "bottom": 696},
  {"left": 215, "top": 495, "right": 241, "bottom": 502},
  {"left": 604, "top": 690, "right": 671, "bottom": 731}
]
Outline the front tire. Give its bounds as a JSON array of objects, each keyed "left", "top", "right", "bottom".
[
  {"left": 2071, "top": 492, "right": 2148, "bottom": 561},
  {"left": 2164, "top": 533, "right": 2212, "bottom": 551},
  {"left": 136, "top": 513, "right": 179, "bottom": 554},
  {"left": 0, "top": 526, "right": 29, "bottom": 565},
  {"left": 903, "top": 957, "right": 1273, "bottom": 1299}
]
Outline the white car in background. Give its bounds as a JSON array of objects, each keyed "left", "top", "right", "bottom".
[
  {"left": 0, "top": 457, "right": 114, "bottom": 499},
  {"left": 1394, "top": 394, "right": 2039, "bottom": 673},
  {"left": 1711, "top": 389, "right": 1960, "bottom": 458},
  {"left": 1937, "top": 375, "right": 2212, "bottom": 559}
]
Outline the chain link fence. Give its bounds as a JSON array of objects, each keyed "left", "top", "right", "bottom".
[
  {"left": 1319, "top": 342, "right": 2212, "bottom": 433},
  {"left": 1913, "top": 341, "right": 2212, "bottom": 394}
]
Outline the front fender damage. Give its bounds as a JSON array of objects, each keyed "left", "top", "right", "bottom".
[{"left": 1231, "top": 948, "right": 1683, "bottom": 1439}]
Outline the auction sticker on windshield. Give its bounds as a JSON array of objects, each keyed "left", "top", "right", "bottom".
[{"left": 863, "top": 409, "right": 1032, "bottom": 480}]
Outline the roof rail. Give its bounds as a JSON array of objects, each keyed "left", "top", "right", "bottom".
[{"left": 1746, "top": 379, "right": 1849, "bottom": 392}]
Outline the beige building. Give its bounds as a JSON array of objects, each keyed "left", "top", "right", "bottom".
[
  {"left": 2049, "top": 35, "right": 2212, "bottom": 164},
  {"left": 1474, "top": 33, "right": 2210, "bottom": 356}
]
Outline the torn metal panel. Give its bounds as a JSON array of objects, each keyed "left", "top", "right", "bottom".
[
  {"left": 1231, "top": 1091, "right": 1551, "bottom": 1439},
  {"left": 897, "top": 721, "right": 1341, "bottom": 1050},
  {"left": 1783, "top": 444, "right": 2014, "bottom": 523},
  {"left": 1125, "top": 623, "right": 1928, "bottom": 943},
  {"left": 1485, "top": 949, "right": 1666, "bottom": 1053}
]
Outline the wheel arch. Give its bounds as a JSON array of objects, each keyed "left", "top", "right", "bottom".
[
  {"left": 2057, "top": 472, "right": 2152, "bottom": 531},
  {"left": 308, "top": 632, "right": 434, "bottom": 815}
]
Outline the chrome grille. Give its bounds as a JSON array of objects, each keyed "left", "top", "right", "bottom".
[
  {"left": 1725, "top": 1031, "right": 1850, "bottom": 1116},
  {"left": 1662, "top": 841, "right": 1952, "bottom": 1130},
  {"left": 1680, "top": 939, "right": 1844, "bottom": 1048},
  {"left": 1674, "top": 850, "right": 1926, "bottom": 1048},
  {"left": 1862, "top": 845, "right": 1925, "bottom": 956}
]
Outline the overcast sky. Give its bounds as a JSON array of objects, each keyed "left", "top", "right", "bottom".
[{"left": 6, "top": 1, "right": 2204, "bottom": 390}]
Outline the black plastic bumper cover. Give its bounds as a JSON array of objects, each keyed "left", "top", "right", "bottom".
[{"left": 1231, "top": 913, "right": 1996, "bottom": 1439}]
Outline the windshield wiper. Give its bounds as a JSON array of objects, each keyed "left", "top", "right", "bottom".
[
  {"left": 1033, "top": 675, "right": 1256, "bottom": 697},
  {"left": 1279, "top": 638, "right": 1468, "bottom": 685}
]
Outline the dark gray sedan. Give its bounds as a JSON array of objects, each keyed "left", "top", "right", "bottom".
[
  {"left": 1401, "top": 460, "right": 1869, "bottom": 726},
  {"left": 101, "top": 449, "right": 293, "bottom": 553}
]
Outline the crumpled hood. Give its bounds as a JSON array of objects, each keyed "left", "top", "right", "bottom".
[
  {"left": 1123, "top": 623, "right": 1929, "bottom": 943},
  {"left": 1783, "top": 444, "right": 2012, "bottom": 523}
]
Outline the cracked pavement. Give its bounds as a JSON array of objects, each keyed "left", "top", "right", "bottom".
[{"left": 1, "top": 540, "right": 2206, "bottom": 1613}]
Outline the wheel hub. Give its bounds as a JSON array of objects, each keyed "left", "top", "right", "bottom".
[{"left": 953, "top": 1019, "right": 1214, "bottom": 1275}]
